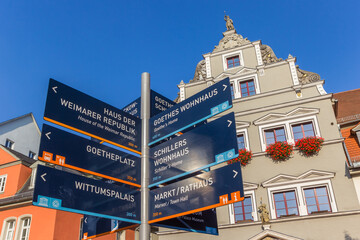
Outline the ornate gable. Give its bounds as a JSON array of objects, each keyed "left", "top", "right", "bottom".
[
  {"left": 253, "top": 108, "right": 320, "bottom": 125},
  {"left": 249, "top": 230, "right": 303, "bottom": 240}
]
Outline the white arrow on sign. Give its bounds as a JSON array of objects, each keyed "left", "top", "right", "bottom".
[
  {"left": 45, "top": 132, "right": 51, "bottom": 140},
  {"left": 52, "top": 86, "right": 58, "bottom": 93},
  {"left": 227, "top": 120, "right": 232, "bottom": 127},
  {"left": 84, "top": 217, "right": 88, "bottom": 224},
  {"left": 233, "top": 170, "right": 238, "bottom": 178},
  {"left": 223, "top": 84, "right": 227, "bottom": 91},
  {"left": 41, "top": 173, "right": 47, "bottom": 182}
]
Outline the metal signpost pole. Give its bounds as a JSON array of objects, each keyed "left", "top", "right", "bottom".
[{"left": 140, "top": 72, "right": 150, "bottom": 240}]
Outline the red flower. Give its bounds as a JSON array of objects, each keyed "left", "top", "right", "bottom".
[
  {"left": 227, "top": 149, "right": 253, "bottom": 166},
  {"left": 266, "top": 141, "right": 293, "bottom": 161},
  {"left": 295, "top": 136, "right": 324, "bottom": 156}
]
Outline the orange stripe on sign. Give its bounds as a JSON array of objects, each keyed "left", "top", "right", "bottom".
[
  {"left": 82, "top": 224, "right": 138, "bottom": 240},
  {"left": 43, "top": 117, "right": 141, "bottom": 155},
  {"left": 38, "top": 156, "right": 141, "bottom": 188},
  {"left": 148, "top": 193, "right": 244, "bottom": 224}
]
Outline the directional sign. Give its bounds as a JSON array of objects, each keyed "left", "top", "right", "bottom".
[
  {"left": 33, "top": 165, "right": 140, "bottom": 223},
  {"left": 122, "top": 90, "right": 175, "bottom": 118},
  {"left": 149, "top": 78, "right": 232, "bottom": 145},
  {"left": 154, "top": 208, "right": 218, "bottom": 235},
  {"left": 44, "top": 78, "right": 141, "bottom": 154},
  {"left": 149, "top": 112, "right": 238, "bottom": 187},
  {"left": 149, "top": 163, "right": 244, "bottom": 223},
  {"left": 38, "top": 124, "right": 141, "bottom": 187},
  {"left": 82, "top": 215, "right": 137, "bottom": 239}
]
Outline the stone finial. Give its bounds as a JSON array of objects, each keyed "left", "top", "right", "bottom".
[{"left": 288, "top": 54, "right": 293, "bottom": 58}]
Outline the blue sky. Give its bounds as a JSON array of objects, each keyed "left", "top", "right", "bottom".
[{"left": 1, "top": 0, "right": 359, "bottom": 127}]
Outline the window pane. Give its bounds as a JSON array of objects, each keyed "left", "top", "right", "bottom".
[
  {"left": 235, "top": 214, "right": 244, "bottom": 221},
  {"left": 237, "top": 135, "right": 245, "bottom": 150},
  {"left": 233, "top": 196, "right": 253, "bottom": 222},
  {"left": 305, "top": 197, "right": 316, "bottom": 206},
  {"left": 307, "top": 205, "right": 318, "bottom": 213},
  {"left": 303, "top": 123, "right": 314, "bottom": 132},
  {"left": 274, "top": 193, "right": 284, "bottom": 201},
  {"left": 243, "top": 197, "right": 251, "bottom": 205},
  {"left": 317, "top": 196, "right": 329, "bottom": 204},
  {"left": 319, "top": 204, "right": 331, "bottom": 212},
  {"left": 275, "top": 201, "right": 285, "bottom": 209},
  {"left": 286, "top": 200, "right": 297, "bottom": 208},
  {"left": 285, "top": 191, "right": 295, "bottom": 200},
  {"left": 304, "top": 189, "right": 315, "bottom": 197},
  {"left": 315, "top": 187, "right": 327, "bottom": 196},
  {"left": 276, "top": 209, "right": 286, "bottom": 218},
  {"left": 288, "top": 208, "right": 299, "bottom": 215}
]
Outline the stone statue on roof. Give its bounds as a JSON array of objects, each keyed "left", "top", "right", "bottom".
[{"left": 224, "top": 14, "right": 234, "bottom": 31}]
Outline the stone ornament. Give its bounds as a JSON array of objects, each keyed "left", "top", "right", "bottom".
[
  {"left": 190, "top": 59, "right": 207, "bottom": 83},
  {"left": 260, "top": 45, "right": 282, "bottom": 65},
  {"left": 296, "top": 65, "right": 321, "bottom": 84},
  {"left": 258, "top": 199, "right": 270, "bottom": 223},
  {"left": 224, "top": 15, "right": 234, "bottom": 31}
]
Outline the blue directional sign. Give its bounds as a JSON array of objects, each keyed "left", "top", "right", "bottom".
[
  {"left": 122, "top": 90, "right": 175, "bottom": 118},
  {"left": 149, "top": 163, "right": 244, "bottom": 223},
  {"left": 149, "top": 112, "right": 238, "bottom": 187},
  {"left": 44, "top": 78, "right": 141, "bottom": 154},
  {"left": 149, "top": 78, "right": 232, "bottom": 145},
  {"left": 154, "top": 208, "right": 218, "bottom": 235},
  {"left": 82, "top": 215, "right": 137, "bottom": 239},
  {"left": 38, "top": 124, "right": 141, "bottom": 187},
  {"left": 33, "top": 165, "right": 140, "bottom": 224}
]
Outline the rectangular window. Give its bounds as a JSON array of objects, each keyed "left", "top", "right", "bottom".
[
  {"left": 28, "top": 151, "right": 36, "bottom": 159},
  {"left": 304, "top": 187, "right": 331, "bottom": 214},
  {"left": 233, "top": 196, "right": 253, "bottom": 222},
  {"left": 0, "top": 175, "right": 7, "bottom": 193},
  {"left": 20, "top": 217, "right": 31, "bottom": 240},
  {"left": 240, "top": 80, "right": 256, "bottom": 97},
  {"left": 5, "top": 139, "right": 14, "bottom": 149},
  {"left": 230, "top": 84, "right": 235, "bottom": 100},
  {"left": 227, "top": 56, "right": 240, "bottom": 69},
  {"left": 273, "top": 191, "right": 299, "bottom": 218},
  {"left": 237, "top": 134, "right": 246, "bottom": 150},
  {"left": 4, "top": 220, "right": 16, "bottom": 240},
  {"left": 292, "top": 122, "right": 315, "bottom": 141},
  {"left": 264, "top": 127, "right": 286, "bottom": 146}
]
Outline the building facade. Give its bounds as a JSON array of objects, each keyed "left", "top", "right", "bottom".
[
  {"left": 333, "top": 89, "right": 360, "bottom": 204},
  {"left": 155, "top": 17, "right": 360, "bottom": 240}
]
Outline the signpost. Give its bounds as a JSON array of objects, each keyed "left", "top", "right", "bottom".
[
  {"left": 122, "top": 90, "right": 175, "bottom": 118},
  {"left": 154, "top": 208, "right": 218, "bottom": 235},
  {"left": 149, "top": 112, "right": 238, "bottom": 187},
  {"left": 38, "top": 124, "right": 141, "bottom": 187},
  {"left": 82, "top": 215, "right": 138, "bottom": 239},
  {"left": 149, "top": 78, "right": 232, "bottom": 145},
  {"left": 44, "top": 78, "right": 141, "bottom": 154},
  {"left": 33, "top": 165, "right": 141, "bottom": 224},
  {"left": 149, "top": 163, "right": 244, "bottom": 223}
]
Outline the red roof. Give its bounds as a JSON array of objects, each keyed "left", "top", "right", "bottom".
[
  {"left": 341, "top": 124, "right": 360, "bottom": 163},
  {"left": 333, "top": 89, "right": 360, "bottom": 124}
]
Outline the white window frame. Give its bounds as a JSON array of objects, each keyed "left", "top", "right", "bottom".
[
  {"left": 222, "top": 50, "right": 244, "bottom": 71},
  {"left": 230, "top": 74, "right": 260, "bottom": 99},
  {"left": 29, "top": 168, "right": 37, "bottom": 189},
  {"left": 236, "top": 129, "right": 250, "bottom": 151},
  {"left": 229, "top": 190, "right": 258, "bottom": 224},
  {"left": 0, "top": 175, "right": 7, "bottom": 194},
  {"left": 266, "top": 179, "right": 337, "bottom": 219},
  {"left": 5, "top": 139, "right": 14, "bottom": 150},
  {"left": 14, "top": 215, "right": 31, "bottom": 240},
  {"left": 258, "top": 115, "right": 321, "bottom": 151},
  {"left": 0, "top": 217, "right": 17, "bottom": 240}
]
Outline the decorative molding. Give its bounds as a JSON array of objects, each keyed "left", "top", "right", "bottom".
[
  {"left": 297, "top": 66, "right": 321, "bottom": 84},
  {"left": 213, "top": 31, "right": 251, "bottom": 53},
  {"left": 214, "top": 67, "right": 257, "bottom": 81},
  {"left": 205, "top": 56, "right": 211, "bottom": 78},
  {"left": 253, "top": 107, "right": 320, "bottom": 126},
  {"left": 260, "top": 45, "right": 283, "bottom": 65},
  {"left": 190, "top": 60, "right": 206, "bottom": 83},
  {"left": 235, "top": 121, "right": 251, "bottom": 129},
  {"left": 316, "top": 84, "right": 327, "bottom": 95},
  {"left": 262, "top": 170, "right": 335, "bottom": 188},
  {"left": 178, "top": 80, "right": 186, "bottom": 101},
  {"left": 254, "top": 42, "right": 264, "bottom": 66},
  {"left": 288, "top": 60, "right": 300, "bottom": 85},
  {"left": 248, "top": 229, "right": 303, "bottom": 240}
]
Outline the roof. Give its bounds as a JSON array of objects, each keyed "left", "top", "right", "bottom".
[
  {"left": 333, "top": 88, "right": 360, "bottom": 124},
  {"left": 341, "top": 124, "right": 360, "bottom": 163},
  {"left": 0, "top": 112, "right": 41, "bottom": 135},
  {"left": 1, "top": 145, "right": 37, "bottom": 166}
]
